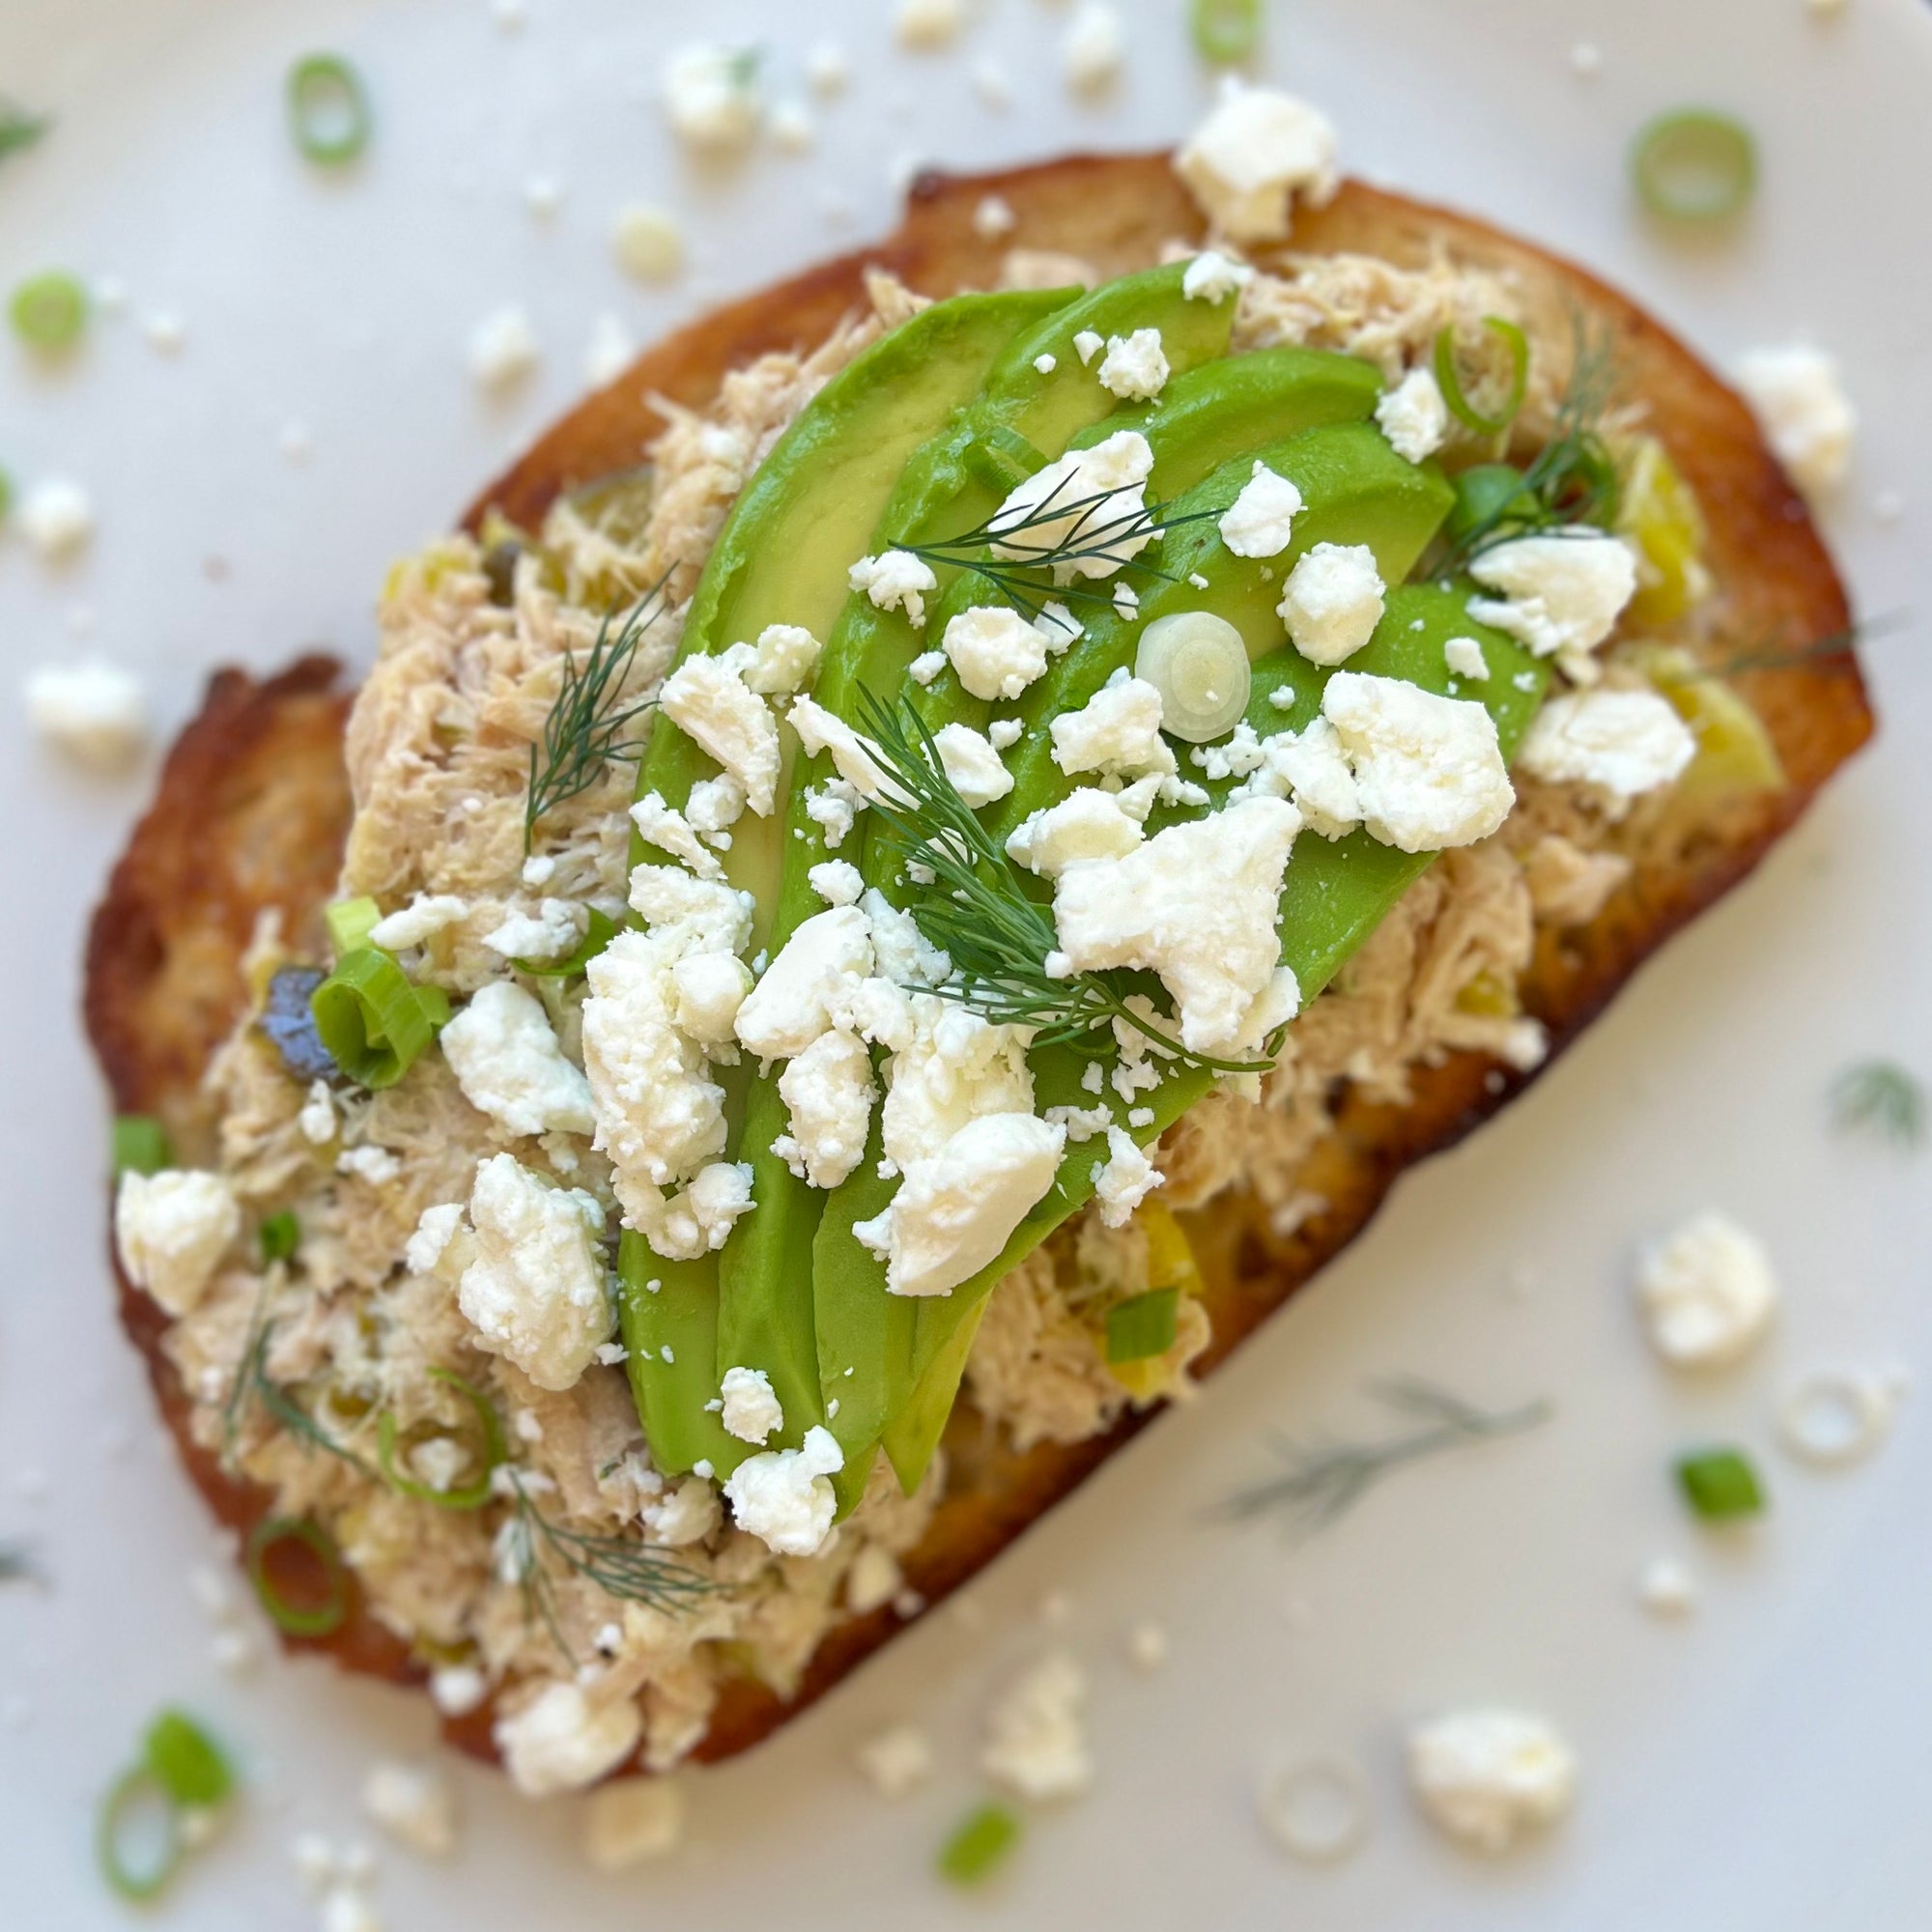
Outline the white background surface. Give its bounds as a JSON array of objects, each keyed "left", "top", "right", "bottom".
[{"left": 3, "top": 1, "right": 1930, "bottom": 1925}]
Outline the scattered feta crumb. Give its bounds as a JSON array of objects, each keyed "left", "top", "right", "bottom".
[
  {"left": 141, "top": 310, "right": 186, "bottom": 355},
  {"left": 1033, "top": 352, "right": 1058, "bottom": 375},
  {"left": 1220, "top": 460, "right": 1304, "bottom": 557},
  {"left": 298, "top": 1080, "right": 338, "bottom": 1148},
  {"left": 1279, "top": 543, "right": 1384, "bottom": 664},
  {"left": 583, "top": 312, "right": 635, "bottom": 388},
  {"left": 1571, "top": 41, "right": 1604, "bottom": 74},
  {"left": 845, "top": 1543, "right": 904, "bottom": 1615},
  {"left": 1182, "top": 249, "right": 1253, "bottom": 303},
  {"left": 662, "top": 43, "right": 762, "bottom": 151},
  {"left": 369, "top": 894, "right": 468, "bottom": 950},
  {"left": 989, "top": 429, "right": 1155, "bottom": 582},
  {"left": 895, "top": 0, "right": 962, "bottom": 50},
  {"left": 1443, "top": 636, "right": 1490, "bottom": 682},
  {"left": 361, "top": 1760, "right": 458, "bottom": 1860},
  {"left": 769, "top": 100, "right": 813, "bottom": 153},
  {"left": 1519, "top": 690, "right": 1696, "bottom": 804},
  {"left": 1050, "top": 673, "right": 1176, "bottom": 781},
  {"left": 848, "top": 549, "right": 939, "bottom": 626},
  {"left": 1735, "top": 342, "right": 1856, "bottom": 499},
  {"left": 1126, "top": 1621, "right": 1168, "bottom": 1671},
  {"left": 942, "top": 603, "right": 1056, "bottom": 700},
  {"left": 1063, "top": 0, "right": 1124, "bottom": 91},
  {"left": 429, "top": 1665, "right": 489, "bottom": 1718},
  {"left": 583, "top": 1779, "right": 684, "bottom": 1870},
  {"left": 974, "top": 194, "right": 1018, "bottom": 241},
  {"left": 1096, "top": 327, "right": 1170, "bottom": 401},
  {"left": 1634, "top": 1210, "right": 1777, "bottom": 1369},
  {"left": 856, "top": 1723, "right": 933, "bottom": 1798},
  {"left": 496, "top": 1680, "right": 642, "bottom": 1797},
  {"left": 469, "top": 306, "right": 541, "bottom": 390},
  {"left": 972, "top": 58, "right": 1013, "bottom": 110},
  {"left": 1635, "top": 1557, "right": 1698, "bottom": 1618},
  {"left": 805, "top": 43, "right": 850, "bottom": 95},
  {"left": 1175, "top": 82, "right": 1339, "bottom": 243},
  {"left": 1093, "top": 1125, "right": 1161, "bottom": 1227},
  {"left": 1465, "top": 533, "right": 1638, "bottom": 681},
  {"left": 115, "top": 1169, "right": 240, "bottom": 1317},
  {"left": 611, "top": 205, "right": 684, "bottom": 281},
  {"left": 279, "top": 420, "right": 315, "bottom": 464},
  {"left": 719, "top": 1365, "right": 784, "bottom": 1444},
  {"left": 933, "top": 721, "right": 1014, "bottom": 807},
  {"left": 723, "top": 1424, "right": 844, "bottom": 1555},
  {"left": 1073, "top": 327, "right": 1104, "bottom": 366},
  {"left": 23, "top": 660, "right": 147, "bottom": 768},
  {"left": 1376, "top": 366, "right": 1450, "bottom": 464},
  {"left": 481, "top": 895, "right": 584, "bottom": 963},
  {"left": 809, "top": 859, "right": 866, "bottom": 906},
  {"left": 17, "top": 478, "right": 95, "bottom": 562},
  {"left": 981, "top": 1652, "right": 1093, "bottom": 1802},
  {"left": 660, "top": 651, "right": 781, "bottom": 813},
  {"left": 1406, "top": 1709, "right": 1577, "bottom": 1854},
  {"left": 522, "top": 174, "right": 564, "bottom": 218},
  {"left": 988, "top": 717, "right": 1023, "bottom": 750}
]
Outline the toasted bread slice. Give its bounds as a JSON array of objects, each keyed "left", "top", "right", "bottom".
[{"left": 86, "top": 153, "right": 1870, "bottom": 1771}]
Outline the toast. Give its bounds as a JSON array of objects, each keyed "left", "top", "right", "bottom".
[{"left": 85, "top": 151, "right": 1871, "bottom": 1772}]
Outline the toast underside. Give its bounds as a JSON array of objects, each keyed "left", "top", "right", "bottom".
[{"left": 84, "top": 153, "right": 1871, "bottom": 1770}]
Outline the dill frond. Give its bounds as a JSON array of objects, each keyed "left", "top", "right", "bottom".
[
  {"left": 0, "top": 99, "right": 49, "bottom": 166},
  {"left": 222, "top": 1311, "right": 378, "bottom": 1480},
  {"left": 525, "top": 582, "right": 670, "bottom": 850},
  {"left": 1220, "top": 1378, "right": 1551, "bottom": 1537},
  {"left": 1713, "top": 611, "right": 1904, "bottom": 680},
  {"left": 1833, "top": 1060, "right": 1925, "bottom": 1151},
  {"left": 0, "top": 1543, "right": 40, "bottom": 1586}
]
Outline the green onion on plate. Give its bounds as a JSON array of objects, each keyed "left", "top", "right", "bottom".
[
  {"left": 10, "top": 270, "right": 89, "bottom": 352},
  {"left": 287, "top": 54, "right": 371, "bottom": 166},
  {"left": 938, "top": 1802, "right": 1023, "bottom": 1887},
  {"left": 1632, "top": 109, "right": 1758, "bottom": 223},
  {"left": 1676, "top": 1446, "right": 1766, "bottom": 1522},
  {"left": 377, "top": 1367, "right": 506, "bottom": 1512},
  {"left": 1190, "top": 0, "right": 1262, "bottom": 64},
  {"left": 112, "top": 1115, "right": 174, "bottom": 1177}
]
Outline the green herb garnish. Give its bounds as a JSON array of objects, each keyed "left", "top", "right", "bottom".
[
  {"left": 0, "top": 99, "right": 50, "bottom": 167},
  {"left": 1676, "top": 1446, "right": 1765, "bottom": 1522},
  {"left": 1831, "top": 1060, "right": 1924, "bottom": 1150},
  {"left": 287, "top": 54, "right": 371, "bottom": 166},
  {"left": 9, "top": 270, "right": 87, "bottom": 352},
  {"left": 1632, "top": 108, "right": 1757, "bottom": 224},
  {"left": 112, "top": 1114, "right": 173, "bottom": 1177},
  {"left": 97, "top": 1765, "right": 183, "bottom": 1901},
  {"left": 246, "top": 1516, "right": 350, "bottom": 1637},
  {"left": 376, "top": 1367, "right": 505, "bottom": 1512},
  {"left": 938, "top": 1802, "right": 1023, "bottom": 1887},
  {"left": 309, "top": 947, "right": 450, "bottom": 1090},
  {"left": 0, "top": 1543, "right": 39, "bottom": 1586},
  {"left": 1222, "top": 1378, "right": 1551, "bottom": 1535},
  {"left": 1190, "top": 0, "right": 1261, "bottom": 64},
  {"left": 1105, "top": 1287, "right": 1180, "bottom": 1364},
  {"left": 258, "top": 1209, "right": 300, "bottom": 1264},
  {"left": 143, "top": 1711, "right": 235, "bottom": 1810}
]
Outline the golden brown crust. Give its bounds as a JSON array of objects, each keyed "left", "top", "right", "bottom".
[{"left": 89, "top": 153, "right": 1871, "bottom": 1773}]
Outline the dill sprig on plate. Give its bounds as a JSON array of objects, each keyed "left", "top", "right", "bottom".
[
  {"left": 0, "top": 99, "right": 49, "bottom": 166},
  {"left": 1832, "top": 1059, "right": 1925, "bottom": 1151},
  {"left": 0, "top": 1543, "right": 40, "bottom": 1586},
  {"left": 525, "top": 582, "right": 670, "bottom": 850},
  {"left": 854, "top": 690, "right": 1271, "bottom": 1076},
  {"left": 1220, "top": 1378, "right": 1552, "bottom": 1537}
]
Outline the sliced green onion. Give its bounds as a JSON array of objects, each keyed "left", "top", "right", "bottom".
[
  {"left": 310, "top": 948, "right": 450, "bottom": 1090},
  {"left": 259, "top": 1209, "right": 301, "bottom": 1264},
  {"left": 288, "top": 54, "right": 371, "bottom": 166},
  {"left": 97, "top": 1765, "right": 183, "bottom": 1902},
  {"left": 112, "top": 1114, "right": 174, "bottom": 1177},
  {"left": 325, "top": 895, "right": 382, "bottom": 956},
  {"left": 1434, "top": 318, "right": 1531, "bottom": 438},
  {"left": 1445, "top": 464, "right": 1530, "bottom": 546},
  {"left": 1136, "top": 610, "right": 1251, "bottom": 743},
  {"left": 1676, "top": 1447, "right": 1765, "bottom": 1522},
  {"left": 377, "top": 1367, "right": 505, "bottom": 1512},
  {"left": 1632, "top": 109, "right": 1757, "bottom": 223},
  {"left": 963, "top": 425, "right": 1048, "bottom": 494},
  {"left": 938, "top": 1802, "right": 1022, "bottom": 1887},
  {"left": 0, "top": 100, "right": 51, "bottom": 167},
  {"left": 245, "top": 1516, "right": 349, "bottom": 1636},
  {"left": 10, "top": 270, "right": 88, "bottom": 352},
  {"left": 1191, "top": 0, "right": 1262, "bottom": 63},
  {"left": 1106, "top": 1286, "right": 1181, "bottom": 1364},
  {"left": 143, "top": 1710, "right": 234, "bottom": 1810},
  {"left": 514, "top": 905, "right": 620, "bottom": 980},
  {"left": 0, "top": 466, "right": 14, "bottom": 523}
]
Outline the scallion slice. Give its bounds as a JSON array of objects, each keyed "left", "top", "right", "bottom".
[
  {"left": 1135, "top": 610, "right": 1251, "bottom": 743},
  {"left": 938, "top": 1802, "right": 1022, "bottom": 1887},
  {"left": 1190, "top": 0, "right": 1262, "bottom": 64},
  {"left": 1632, "top": 109, "right": 1757, "bottom": 223},
  {"left": 288, "top": 54, "right": 371, "bottom": 167},
  {"left": 376, "top": 1367, "right": 505, "bottom": 1512},
  {"left": 258, "top": 1209, "right": 300, "bottom": 1264},
  {"left": 309, "top": 948, "right": 450, "bottom": 1090},
  {"left": 112, "top": 1114, "right": 173, "bottom": 1177},
  {"left": 325, "top": 895, "right": 382, "bottom": 956},
  {"left": 1106, "top": 1286, "right": 1181, "bottom": 1364},
  {"left": 1433, "top": 318, "right": 1531, "bottom": 438},
  {"left": 245, "top": 1516, "right": 349, "bottom": 1636},
  {"left": 1676, "top": 1446, "right": 1765, "bottom": 1522},
  {"left": 10, "top": 270, "right": 88, "bottom": 352},
  {"left": 514, "top": 905, "right": 619, "bottom": 980},
  {"left": 143, "top": 1710, "right": 234, "bottom": 1810},
  {"left": 97, "top": 1765, "right": 183, "bottom": 1902}
]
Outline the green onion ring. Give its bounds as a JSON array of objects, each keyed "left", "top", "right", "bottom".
[
  {"left": 1434, "top": 318, "right": 1531, "bottom": 438},
  {"left": 376, "top": 1368, "right": 506, "bottom": 1512},
  {"left": 287, "top": 54, "right": 372, "bottom": 166},
  {"left": 325, "top": 895, "right": 382, "bottom": 956},
  {"left": 245, "top": 1516, "right": 349, "bottom": 1637},
  {"left": 144, "top": 1710, "right": 235, "bottom": 1810},
  {"left": 97, "top": 1765, "right": 184, "bottom": 1902},
  {"left": 1632, "top": 109, "right": 1757, "bottom": 222},
  {"left": 10, "top": 270, "right": 88, "bottom": 352},
  {"left": 1190, "top": 0, "right": 1262, "bottom": 64},
  {"left": 1105, "top": 1286, "right": 1181, "bottom": 1364},
  {"left": 309, "top": 947, "right": 450, "bottom": 1090}
]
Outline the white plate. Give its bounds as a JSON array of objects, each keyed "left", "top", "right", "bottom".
[{"left": 4, "top": 2, "right": 1930, "bottom": 1926}]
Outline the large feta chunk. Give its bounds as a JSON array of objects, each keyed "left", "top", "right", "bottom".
[
  {"left": 1006, "top": 785, "right": 1148, "bottom": 877},
  {"left": 1096, "top": 327, "right": 1169, "bottom": 402},
  {"left": 1406, "top": 1709, "right": 1577, "bottom": 1854},
  {"left": 786, "top": 696, "right": 899, "bottom": 802},
  {"left": 1050, "top": 672, "right": 1177, "bottom": 780},
  {"left": 1049, "top": 795, "right": 1301, "bottom": 1055},
  {"left": 627, "top": 866, "right": 754, "bottom": 958},
  {"left": 774, "top": 1028, "right": 876, "bottom": 1188},
  {"left": 496, "top": 1680, "right": 642, "bottom": 1797},
  {"left": 1175, "top": 83, "right": 1339, "bottom": 243},
  {"left": 1376, "top": 366, "right": 1450, "bottom": 464},
  {"left": 458, "top": 1153, "right": 612, "bottom": 1391},
  {"left": 987, "top": 430, "right": 1155, "bottom": 583},
  {"left": 942, "top": 604, "right": 1051, "bottom": 702},
  {"left": 1735, "top": 343, "right": 1855, "bottom": 499},
  {"left": 1634, "top": 1210, "right": 1777, "bottom": 1369},
  {"left": 881, "top": 999, "right": 1037, "bottom": 1169},
  {"left": 719, "top": 1365, "right": 783, "bottom": 1444},
  {"left": 723, "top": 1424, "right": 844, "bottom": 1555},
  {"left": 980, "top": 1652, "right": 1093, "bottom": 1802},
  {"left": 1321, "top": 672, "right": 1513, "bottom": 852},
  {"left": 650, "top": 1159, "right": 755, "bottom": 1260},
  {"left": 658, "top": 653, "right": 780, "bottom": 815},
  {"left": 1519, "top": 690, "right": 1696, "bottom": 804},
  {"left": 669, "top": 952, "right": 753, "bottom": 1045},
  {"left": 744, "top": 622, "right": 823, "bottom": 696},
  {"left": 114, "top": 1169, "right": 240, "bottom": 1317},
  {"left": 440, "top": 981, "right": 595, "bottom": 1137},
  {"left": 630, "top": 791, "right": 724, "bottom": 879},
  {"left": 848, "top": 550, "right": 939, "bottom": 627},
  {"left": 1278, "top": 542, "right": 1385, "bottom": 666},
  {"left": 1262, "top": 718, "right": 1361, "bottom": 838},
  {"left": 734, "top": 906, "right": 873, "bottom": 1060},
  {"left": 1465, "top": 533, "right": 1638, "bottom": 681},
  {"left": 933, "top": 722, "right": 1013, "bottom": 808},
  {"left": 1218, "top": 460, "right": 1304, "bottom": 558}
]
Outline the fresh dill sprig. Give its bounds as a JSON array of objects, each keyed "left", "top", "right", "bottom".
[
  {"left": 0, "top": 99, "right": 49, "bottom": 166},
  {"left": 0, "top": 1543, "right": 40, "bottom": 1586},
  {"left": 1713, "top": 611, "right": 1905, "bottom": 680},
  {"left": 853, "top": 689, "right": 1271, "bottom": 1076},
  {"left": 1832, "top": 1060, "right": 1925, "bottom": 1151},
  {"left": 222, "top": 1313, "right": 378, "bottom": 1479},
  {"left": 502, "top": 1469, "right": 715, "bottom": 1662},
  {"left": 892, "top": 468, "right": 1222, "bottom": 623},
  {"left": 1220, "top": 1378, "right": 1551, "bottom": 1537},
  {"left": 525, "top": 582, "right": 669, "bottom": 850}
]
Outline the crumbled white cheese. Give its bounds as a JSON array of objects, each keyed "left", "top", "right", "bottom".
[
  {"left": 668, "top": 952, "right": 752, "bottom": 1046},
  {"left": 1063, "top": 0, "right": 1125, "bottom": 90},
  {"left": 481, "top": 896, "right": 584, "bottom": 962},
  {"left": 1093, "top": 1125, "right": 1161, "bottom": 1227},
  {"left": 17, "top": 478, "right": 96, "bottom": 561},
  {"left": 1033, "top": 352, "right": 1058, "bottom": 375},
  {"left": 654, "top": 1159, "right": 755, "bottom": 1260},
  {"left": 942, "top": 603, "right": 1054, "bottom": 701},
  {"left": 440, "top": 981, "right": 595, "bottom": 1138},
  {"left": 1073, "top": 328, "right": 1104, "bottom": 366},
  {"left": 1519, "top": 690, "right": 1696, "bottom": 803},
  {"left": 115, "top": 1169, "right": 240, "bottom": 1317},
  {"left": 805, "top": 42, "right": 850, "bottom": 94},
  {"left": 641, "top": 1474, "right": 720, "bottom": 1547},
  {"left": 848, "top": 549, "right": 940, "bottom": 627},
  {"left": 1376, "top": 366, "right": 1450, "bottom": 464},
  {"left": 658, "top": 652, "right": 781, "bottom": 815},
  {"left": 878, "top": 1000, "right": 1033, "bottom": 1169},
  {"left": 981, "top": 1652, "right": 1093, "bottom": 1802},
  {"left": 1443, "top": 635, "right": 1490, "bottom": 682},
  {"left": 1278, "top": 542, "right": 1385, "bottom": 665},
  {"left": 734, "top": 906, "right": 873, "bottom": 1059},
  {"left": 724, "top": 1424, "right": 844, "bottom": 1556},
  {"left": 1260, "top": 718, "right": 1360, "bottom": 838},
  {"left": 1006, "top": 784, "right": 1150, "bottom": 876},
  {"left": 685, "top": 775, "right": 746, "bottom": 841},
  {"left": 1321, "top": 671, "right": 1513, "bottom": 852},
  {"left": 629, "top": 866, "right": 755, "bottom": 956},
  {"left": 23, "top": 661, "right": 148, "bottom": 768},
  {"left": 987, "top": 430, "right": 1155, "bottom": 582},
  {"left": 769, "top": 99, "right": 813, "bottom": 153},
  {"left": 803, "top": 778, "right": 863, "bottom": 848},
  {"left": 611, "top": 205, "right": 685, "bottom": 281},
  {"left": 1635, "top": 1557, "right": 1699, "bottom": 1618},
  {"left": 361, "top": 1761, "right": 458, "bottom": 1860},
  {"left": 1635, "top": 1210, "right": 1777, "bottom": 1369},
  {"left": 1735, "top": 343, "right": 1856, "bottom": 499},
  {"left": 469, "top": 306, "right": 541, "bottom": 390},
  {"left": 630, "top": 790, "right": 724, "bottom": 879},
  {"left": 1051, "top": 796, "right": 1302, "bottom": 1055},
  {"left": 405, "top": 1202, "right": 463, "bottom": 1276},
  {"left": 809, "top": 859, "right": 866, "bottom": 906},
  {"left": 1175, "top": 82, "right": 1340, "bottom": 243},
  {"left": 1406, "top": 1709, "right": 1577, "bottom": 1854},
  {"left": 856, "top": 1723, "right": 934, "bottom": 1798},
  {"left": 1219, "top": 460, "right": 1304, "bottom": 558},
  {"left": 496, "top": 1680, "right": 642, "bottom": 1797},
  {"left": 297, "top": 1079, "right": 337, "bottom": 1147},
  {"left": 895, "top": 0, "right": 962, "bottom": 49},
  {"left": 1126, "top": 1621, "right": 1168, "bottom": 1671},
  {"left": 745, "top": 622, "right": 823, "bottom": 696},
  {"left": 972, "top": 56, "right": 1013, "bottom": 110},
  {"left": 1045, "top": 1103, "right": 1113, "bottom": 1143},
  {"left": 988, "top": 717, "right": 1024, "bottom": 750},
  {"left": 458, "top": 1154, "right": 612, "bottom": 1391},
  {"left": 368, "top": 895, "right": 470, "bottom": 952},
  {"left": 1465, "top": 533, "right": 1638, "bottom": 682},
  {"left": 786, "top": 696, "right": 897, "bottom": 801},
  {"left": 583, "top": 1779, "right": 684, "bottom": 1871},
  {"left": 1050, "top": 673, "right": 1177, "bottom": 781},
  {"left": 429, "top": 1665, "right": 489, "bottom": 1718},
  {"left": 662, "top": 43, "right": 762, "bottom": 151},
  {"left": 973, "top": 194, "right": 1018, "bottom": 241},
  {"left": 719, "top": 1365, "right": 784, "bottom": 1444},
  {"left": 933, "top": 722, "right": 1014, "bottom": 807},
  {"left": 775, "top": 1028, "right": 876, "bottom": 1189},
  {"left": 856, "top": 1113, "right": 1065, "bottom": 1298},
  {"left": 1182, "top": 249, "right": 1253, "bottom": 303},
  {"left": 1096, "top": 327, "right": 1169, "bottom": 402}
]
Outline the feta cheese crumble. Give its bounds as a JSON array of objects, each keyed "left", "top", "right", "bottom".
[
  {"left": 808, "top": 859, "right": 866, "bottom": 906},
  {"left": 895, "top": 0, "right": 962, "bottom": 50},
  {"left": 1006, "top": 783, "right": 1152, "bottom": 876},
  {"left": 745, "top": 622, "right": 823, "bottom": 696},
  {"left": 1278, "top": 542, "right": 1385, "bottom": 665},
  {"left": 1219, "top": 461, "right": 1304, "bottom": 558},
  {"left": 361, "top": 1760, "right": 458, "bottom": 1859},
  {"left": 786, "top": 696, "right": 898, "bottom": 802},
  {"left": 611, "top": 206, "right": 685, "bottom": 282},
  {"left": 1406, "top": 1709, "right": 1577, "bottom": 1854},
  {"left": 469, "top": 306, "right": 541, "bottom": 390},
  {"left": 848, "top": 549, "right": 939, "bottom": 627},
  {"left": 1050, "top": 674, "right": 1176, "bottom": 781},
  {"left": 734, "top": 905, "right": 873, "bottom": 1060},
  {"left": 663, "top": 44, "right": 762, "bottom": 152},
  {"left": 719, "top": 1365, "right": 783, "bottom": 1444},
  {"left": 1518, "top": 690, "right": 1696, "bottom": 804},
  {"left": 631, "top": 790, "right": 724, "bottom": 879},
  {"left": 496, "top": 1680, "right": 642, "bottom": 1797},
  {"left": 942, "top": 603, "right": 1053, "bottom": 701},
  {"left": 1182, "top": 249, "right": 1253, "bottom": 303},
  {"left": 1092, "top": 1125, "right": 1161, "bottom": 1227},
  {"left": 723, "top": 1424, "right": 844, "bottom": 1555},
  {"left": 1175, "top": 83, "right": 1340, "bottom": 243},
  {"left": 1735, "top": 343, "right": 1856, "bottom": 499},
  {"left": 1465, "top": 533, "right": 1637, "bottom": 682},
  {"left": 115, "top": 1169, "right": 241, "bottom": 1317},
  {"left": 933, "top": 721, "right": 1014, "bottom": 807},
  {"left": 987, "top": 429, "right": 1155, "bottom": 582},
  {"left": 1073, "top": 329, "right": 1104, "bottom": 366},
  {"left": 774, "top": 1027, "right": 875, "bottom": 1188},
  {"left": 1376, "top": 366, "right": 1450, "bottom": 464},
  {"left": 659, "top": 651, "right": 781, "bottom": 815},
  {"left": 18, "top": 478, "right": 95, "bottom": 562},
  {"left": 1634, "top": 1210, "right": 1777, "bottom": 1369},
  {"left": 1443, "top": 635, "right": 1490, "bottom": 682},
  {"left": 1096, "top": 327, "right": 1170, "bottom": 402},
  {"left": 981, "top": 1652, "right": 1093, "bottom": 1802},
  {"left": 368, "top": 894, "right": 468, "bottom": 952},
  {"left": 856, "top": 1723, "right": 934, "bottom": 1798},
  {"left": 1064, "top": 1, "right": 1125, "bottom": 92},
  {"left": 973, "top": 194, "right": 1018, "bottom": 241},
  {"left": 440, "top": 980, "right": 596, "bottom": 1137},
  {"left": 24, "top": 660, "right": 148, "bottom": 768}
]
